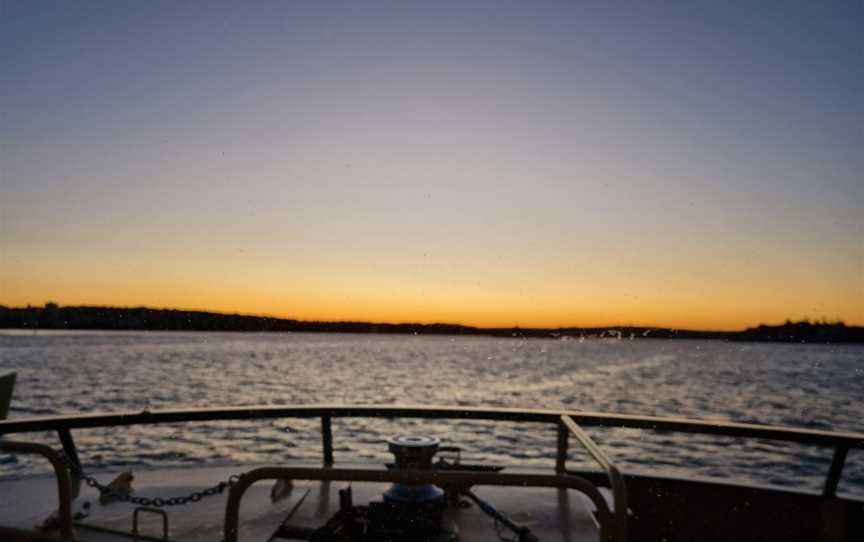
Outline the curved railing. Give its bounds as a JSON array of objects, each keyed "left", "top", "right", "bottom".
[
  {"left": 0, "top": 440, "right": 74, "bottom": 540},
  {"left": 561, "top": 414, "right": 627, "bottom": 536},
  {"left": 223, "top": 467, "right": 620, "bottom": 542}
]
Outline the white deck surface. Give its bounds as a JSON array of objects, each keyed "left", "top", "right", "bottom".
[{"left": 0, "top": 464, "right": 603, "bottom": 541}]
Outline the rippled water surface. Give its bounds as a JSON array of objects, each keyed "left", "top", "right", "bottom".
[{"left": 1, "top": 331, "right": 862, "bottom": 498}]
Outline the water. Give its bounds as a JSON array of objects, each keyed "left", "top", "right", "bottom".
[{"left": 1, "top": 331, "right": 862, "bottom": 498}]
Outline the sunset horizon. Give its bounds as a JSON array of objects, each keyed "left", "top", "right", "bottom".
[
  {"left": 1, "top": 299, "right": 860, "bottom": 333},
  {"left": 2, "top": 2, "right": 862, "bottom": 335}
]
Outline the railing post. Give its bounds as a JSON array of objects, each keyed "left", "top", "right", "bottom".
[
  {"left": 823, "top": 446, "right": 848, "bottom": 498},
  {"left": 0, "top": 371, "right": 16, "bottom": 421},
  {"left": 57, "top": 428, "right": 82, "bottom": 498},
  {"left": 556, "top": 418, "right": 568, "bottom": 473},
  {"left": 321, "top": 415, "right": 334, "bottom": 467}
]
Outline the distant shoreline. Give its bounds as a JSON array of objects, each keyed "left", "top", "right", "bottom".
[{"left": 1, "top": 304, "right": 861, "bottom": 344}]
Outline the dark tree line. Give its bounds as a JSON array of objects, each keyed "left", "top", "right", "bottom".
[{"left": 0, "top": 304, "right": 861, "bottom": 343}]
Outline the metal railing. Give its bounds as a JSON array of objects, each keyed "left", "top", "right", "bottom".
[
  {"left": 223, "top": 467, "right": 620, "bottom": 542},
  {"left": 0, "top": 440, "right": 74, "bottom": 540},
  {"left": 1, "top": 404, "right": 861, "bottom": 497},
  {"left": 1, "top": 404, "right": 863, "bottom": 541},
  {"left": 560, "top": 414, "right": 628, "bottom": 541}
]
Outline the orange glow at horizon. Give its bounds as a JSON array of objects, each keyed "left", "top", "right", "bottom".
[{"left": 2, "top": 238, "right": 861, "bottom": 331}]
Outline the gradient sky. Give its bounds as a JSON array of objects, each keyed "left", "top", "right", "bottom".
[{"left": 1, "top": 1, "right": 862, "bottom": 330}]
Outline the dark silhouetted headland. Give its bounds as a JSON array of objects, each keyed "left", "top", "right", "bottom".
[{"left": 0, "top": 304, "right": 862, "bottom": 343}]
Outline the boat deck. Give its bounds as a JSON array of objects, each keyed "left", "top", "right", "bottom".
[
  {"left": 0, "top": 464, "right": 608, "bottom": 541},
  {"left": 3, "top": 403, "right": 863, "bottom": 541}
]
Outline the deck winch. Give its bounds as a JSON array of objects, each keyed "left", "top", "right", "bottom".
[{"left": 383, "top": 434, "right": 445, "bottom": 503}]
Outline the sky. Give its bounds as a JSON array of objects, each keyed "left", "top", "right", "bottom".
[{"left": 1, "top": 1, "right": 862, "bottom": 330}]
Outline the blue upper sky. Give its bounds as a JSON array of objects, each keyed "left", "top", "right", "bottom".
[{"left": 1, "top": 1, "right": 862, "bottom": 328}]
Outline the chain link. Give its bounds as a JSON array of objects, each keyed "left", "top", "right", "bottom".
[{"left": 60, "top": 453, "right": 241, "bottom": 508}]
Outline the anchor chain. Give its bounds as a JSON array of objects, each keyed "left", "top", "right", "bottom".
[{"left": 59, "top": 452, "right": 241, "bottom": 508}]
